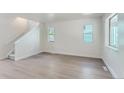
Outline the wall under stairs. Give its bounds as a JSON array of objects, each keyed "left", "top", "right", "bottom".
[
  {"left": 0, "top": 14, "right": 43, "bottom": 60},
  {"left": 14, "top": 21, "right": 42, "bottom": 60}
]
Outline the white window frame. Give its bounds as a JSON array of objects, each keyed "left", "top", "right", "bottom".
[
  {"left": 48, "top": 27, "right": 55, "bottom": 42},
  {"left": 83, "top": 24, "right": 93, "bottom": 43},
  {"left": 109, "top": 14, "right": 119, "bottom": 50}
]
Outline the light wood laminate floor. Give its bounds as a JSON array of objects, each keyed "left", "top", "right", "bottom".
[{"left": 0, "top": 53, "right": 113, "bottom": 79}]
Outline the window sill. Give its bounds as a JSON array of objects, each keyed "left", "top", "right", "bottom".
[{"left": 107, "top": 45, "right": 119, "bottom": 52}]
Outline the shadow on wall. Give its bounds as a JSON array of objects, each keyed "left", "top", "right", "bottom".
[{"left": 0, "top": 15, "right": 40, "bottom": 59}]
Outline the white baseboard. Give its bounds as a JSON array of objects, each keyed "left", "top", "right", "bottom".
[
  {"left": 0, "top": 58, "right": 6, "bottom": 60},
  {"left": 15, "top": 51, "right": 42, "bottom": 61},
  {"left": 0, "top": 56, "right": 8, "bottom": 60},
  {"left": 102, "top": 58, "right": 119, "bottom": 79},
  {"left": 44, "top": 51, "right": 102, "bottom": 59}
]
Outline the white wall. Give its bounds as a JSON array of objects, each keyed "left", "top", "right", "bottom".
[
  {"left": 0, "top": 14, "right": 29, "bottom": 59},
  {"left": 43, "top": 18, "right": 102, "bottom": 58},
  {"left": 103, "top": 13, "right": 124, "bottom": 78},
  {"left": 0, "top": 14, "right": 43, "bottom": 60},
  {"left": 15, "top": 21, "right": 42, "bottom": 60},
  {"left": 40, "top": 23, "right": 46, "bottom": 52}
]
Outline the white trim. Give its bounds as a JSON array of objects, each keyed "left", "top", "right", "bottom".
[
  {"left": 106, "top": 13, "right": 117, "bottom": 20},
  {"left": 107, "top": 45, "right": 118, "bottom": 52},
  {"left": 0, "top": 57, "right": 7, "bottom": 60},
  {"left": 15, "top": 51, "right": 42, "bottom": 61},
  {"left": 45, "top": 51, "right": 102, "bottom": 59},
  {"left": 102, "top": 58, "right": 119, "bottom": 79}
]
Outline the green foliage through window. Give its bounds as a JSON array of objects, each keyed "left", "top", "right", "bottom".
[{"left": 48, "top": 27, "right": 55, "bottom": 42}]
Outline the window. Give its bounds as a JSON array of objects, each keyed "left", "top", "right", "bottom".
[
  {"left": 109, "top": 14, "right": 118, "bottom": 48},
  {"left": 83, "top": 25, "right": 93, "bottom": 43},
  {"left": 48, "top": 27, "right": 55, "bottom": 42}
]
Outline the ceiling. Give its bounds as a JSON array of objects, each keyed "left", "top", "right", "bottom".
[{"left": 5, "top": 13, "right": 105, "bottom": 23}]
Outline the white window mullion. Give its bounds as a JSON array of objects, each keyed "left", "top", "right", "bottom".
[
  {"left": 109, "top": 14, "right": 118, "bottom": 49},
  {"left": 83, "top": 25, "right": 93, "bottom": 43}
]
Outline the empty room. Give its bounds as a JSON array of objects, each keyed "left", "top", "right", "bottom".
[{"left": 0, "top": 13, "right": 123, "bottom": 79}]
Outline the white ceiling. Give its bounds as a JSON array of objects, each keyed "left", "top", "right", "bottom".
[{"left": 5, "top": 13, "right": 105, "bottom": 23}]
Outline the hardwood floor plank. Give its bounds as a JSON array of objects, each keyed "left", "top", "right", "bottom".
[{"left": 0, "top": 53, "right": 113, "bottom": 79}]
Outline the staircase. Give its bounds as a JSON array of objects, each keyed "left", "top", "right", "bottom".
[
  {"left": 7, "top": 20, "right": 40, "bottom": 61},
  {"left": 8, "top": 49, "right": 15, "bottom": 60}
]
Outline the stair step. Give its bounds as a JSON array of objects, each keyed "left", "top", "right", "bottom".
[
  {"left": 12, "top": 51, "right": 15, "bottom": 54},
  {"left": 9, "top": 54, "right": 15, "bottom": 56},
  {"left": 8, "top": 54, "right": 15, "bottom": 60},
  {"left": 8, "top": 49, "right": 15, "bottom": 60}
]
